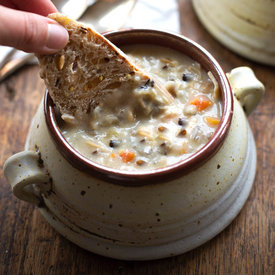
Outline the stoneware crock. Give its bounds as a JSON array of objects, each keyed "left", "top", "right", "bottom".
[
  {"left": 192, "top": 0, "right": 275, "bottom": 66},
  {"left": 4, "top": 29, "right": 265, "bottom": 260}
]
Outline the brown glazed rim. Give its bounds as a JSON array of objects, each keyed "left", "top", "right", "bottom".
[{"left": 44, "top": 29, "right": 233, "bottom": 185}]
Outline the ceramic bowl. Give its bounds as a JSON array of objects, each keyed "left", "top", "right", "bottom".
[
  {"left": 4, "top": 29, "right": 265, "bottom": 260},
  {"left": 192, "top": 0, "right": 275, "bottom": 66}
]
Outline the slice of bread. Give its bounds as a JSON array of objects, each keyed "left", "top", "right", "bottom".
[{"left": 37, "top": 13, "right": 173, "bottom": 118}]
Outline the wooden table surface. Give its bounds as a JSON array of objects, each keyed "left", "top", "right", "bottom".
[{"left": 0, "top": 1, "right": 274, "bottom": 274}]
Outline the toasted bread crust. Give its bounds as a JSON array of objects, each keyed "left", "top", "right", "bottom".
[{"left": 37, "top": 13, "right": 149, "bottom": 117}]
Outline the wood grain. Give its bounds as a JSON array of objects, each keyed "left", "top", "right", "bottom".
[{"left": 0, "top": 0, "right": 274, "bottom": 274}]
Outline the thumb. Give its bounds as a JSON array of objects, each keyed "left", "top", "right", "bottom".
[{"left": 0, "top": 6, "right": 68, "bottom": 54}]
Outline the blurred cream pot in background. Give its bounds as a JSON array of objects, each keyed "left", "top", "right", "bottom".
[
  {"left": 192, "top": 0, "right": 275, "bottom": 66},
  {"left": 4, "top": 30, "right": 265, "bottom": 260}
]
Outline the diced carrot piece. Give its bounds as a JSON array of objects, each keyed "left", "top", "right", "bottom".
[
  {"left": 181, "top": 142, "right": 187, "bottom": 154},
  {"left": 205, "top": 116, "right": 220, "bottom": 126},
  {"left": 181, "top": 147, "right": 186, "bottom": 154},
  {"left": 110, "top": 153, "right": 116, "bottom": 158},
  {"left": 190, "top": 95, "right": 212, "bottom": 111},
  {"left": 119, "top": 150, "right": 136, "bottom": 163}
]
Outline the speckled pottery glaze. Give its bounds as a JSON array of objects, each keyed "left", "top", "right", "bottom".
[
  {"left": 192, "top": 0, "right": 275, "bottom": 66},
  {"left": 4, "top": 30, "right": 265, "bottom": 260}
]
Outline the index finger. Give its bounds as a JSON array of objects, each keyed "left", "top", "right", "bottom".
[{"left": 5, "top": 0, "right": 57, "bottom": 16}]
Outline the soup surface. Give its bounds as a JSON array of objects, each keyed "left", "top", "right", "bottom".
[{"left": 59, "top": 45, "right": 222, "bottom": 171}]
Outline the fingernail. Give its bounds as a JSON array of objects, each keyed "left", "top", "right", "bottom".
[{"left": 47, "top": 24, "right": 68, "bottom": 50}]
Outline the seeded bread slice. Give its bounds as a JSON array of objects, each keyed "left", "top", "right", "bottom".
[{"left": 37, "top": 13, "right": 173, "bottom": 118}]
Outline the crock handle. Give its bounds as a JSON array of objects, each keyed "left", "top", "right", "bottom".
[
  {"left": 227, "top": 66, "right": 265, "bottom": 115},
  {"left": 4, "top": 151, "right": 50, "bottom": 206}
]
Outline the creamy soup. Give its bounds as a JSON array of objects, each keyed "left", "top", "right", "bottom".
[{"left": 59, "top": 45, "right": 222, "bottom": 171}]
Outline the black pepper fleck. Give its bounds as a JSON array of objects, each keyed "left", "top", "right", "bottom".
[
  {"left": 80, "top": 27, "right": 88, "bottom": 33},
  {"left": 182, "top": 73, "right": 193, "bottom": 82},
  {"left": 144, "top": 79, "right": 150, "bottom": 86},
  {"left": 80, "top": 191, "right": 86, "bottom": 196},
  {"left": 178, "top": 118, "right": 186, "bottom": 126},
  {"left": 140, "top": 79, "right": 151, "bottom": 89},
  {"left": 109, "top": 140, "right": 120, "bottom": 148},
  {"left": 217, "top": 164, "right": 221, "bottom": 169},
  {"left": 140, "top": 79, "right": 155, "bottom": 89}
]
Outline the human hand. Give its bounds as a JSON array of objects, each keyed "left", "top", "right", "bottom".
[{"left": 0, "top": 0, "right": 68, "bottom": 54}]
